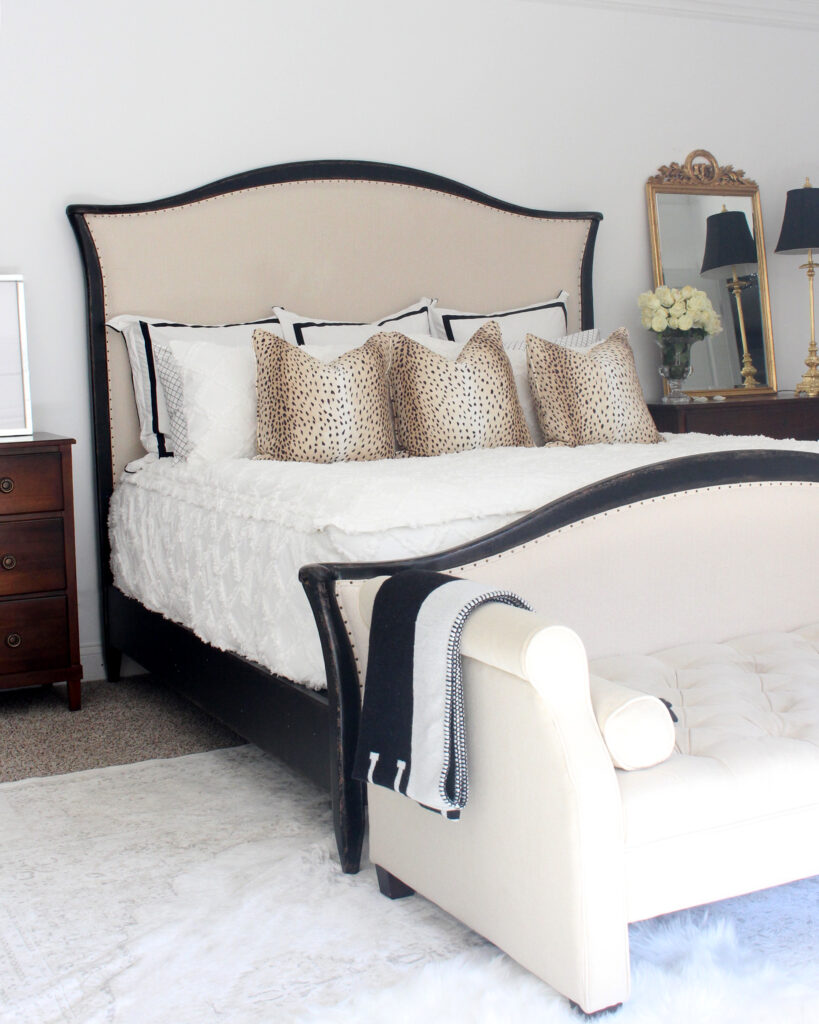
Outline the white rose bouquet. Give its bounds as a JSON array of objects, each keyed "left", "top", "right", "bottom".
[{"left": 637, "top": 285, "right": 721, "bottom": 340}]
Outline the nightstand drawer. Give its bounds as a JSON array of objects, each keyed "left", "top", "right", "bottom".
[
  {"left": 0, "top": 453, "right": 64, "bottom": 514},
  {"left": 0, "top": 520, "right": 66, "bottom": 596},
  {"left": 0, "top": 596, "right": 69, "bottom": 674}
]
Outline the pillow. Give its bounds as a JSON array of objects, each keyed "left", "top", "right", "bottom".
[
  {"left": 589, "top": 675, "right": 676, "bottom": 771},
  {"left": 154, "top": 339, "right": 258, "bottom": 461},
  {"left": 106, "top": 315, "right": 283, "bottom": 456},
  {"left": 429, "top": 292, "right": 569, "bottom": 346},
  {"left": 273, "top": 298, "right": 434, "bottom": 347},
  {"left": 253, "top": 330, "right": 394, "bottom": 463},
  {"left": 387, "top": 320, "right": 534, "bottom": 457},
  {"left": 151, "top": 345, "right": 193, "bottom": 459},
  {"left": 526, "top": 328, "right": 663, "bottom": 446}
]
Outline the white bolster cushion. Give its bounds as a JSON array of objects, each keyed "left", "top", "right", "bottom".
[{"left": 589, "top": 674, "right": 676, "bottom": 771}]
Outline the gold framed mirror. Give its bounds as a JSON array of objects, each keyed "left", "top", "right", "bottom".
[{"left": 646, "top": 150, "right": 776, "bottom": 397}]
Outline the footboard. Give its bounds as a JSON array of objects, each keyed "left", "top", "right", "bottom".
[{"left": 300, "top": 449, "right": 819, "bottom": 873}]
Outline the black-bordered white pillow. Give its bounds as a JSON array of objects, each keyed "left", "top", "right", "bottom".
[
  {"left": 273, "top": 299, "right": 433, "bottom": 348},
  {"left": 430, "top": 292, "right": 569, "bottom": 346},
  {"left": 106, "top": 315, "right": 283, "bottom": 456}
]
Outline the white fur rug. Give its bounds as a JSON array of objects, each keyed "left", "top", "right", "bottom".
[{"left": 0, "top": 745, "right": 816, "bottom": 1023}]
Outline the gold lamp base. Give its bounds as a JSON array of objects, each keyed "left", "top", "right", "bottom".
[
  {"left": 796, "top": 253, "right": 819, "bottom": 397},
  {"left": 795, "top": 340, "right": 819, "bottom": 397}
]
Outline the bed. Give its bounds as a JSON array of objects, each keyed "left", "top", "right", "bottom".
[{"left": 67, "top": 159, "right": 819, "bottom": 874}]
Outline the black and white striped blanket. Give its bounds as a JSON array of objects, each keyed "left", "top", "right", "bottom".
[{"left": 352, "top": 570, "right": 532, "bottom": 818}]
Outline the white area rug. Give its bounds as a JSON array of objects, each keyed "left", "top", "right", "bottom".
[{"left": 0, "top": 746, "right": 816, "bottom": 1023}]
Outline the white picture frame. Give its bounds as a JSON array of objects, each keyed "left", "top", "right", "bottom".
[{"left": 0, "top": 276, "right": 33, "bottom": 436}]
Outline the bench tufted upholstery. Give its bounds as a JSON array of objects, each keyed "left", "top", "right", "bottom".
[{"left": 591, "top": 624, "right": 819, "bottom": 924}]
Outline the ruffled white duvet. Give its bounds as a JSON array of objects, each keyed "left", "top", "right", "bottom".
[{"left": 109, "top": 433, "right": 819, "bottom": 689}]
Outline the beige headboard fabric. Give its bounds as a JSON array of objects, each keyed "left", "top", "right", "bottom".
[{"left": 77, "top": 170, "right": 597, "bottom": 479}]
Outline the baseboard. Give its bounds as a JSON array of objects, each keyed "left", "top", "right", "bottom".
[{"left": 80, "top": 644, "right": 146, "bottom": 683}]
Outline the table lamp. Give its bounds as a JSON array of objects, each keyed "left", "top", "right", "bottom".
[
  {"left": 700, "top": 207, "right": 760, "bottom": 388},
  {"left": 775, "top": 179, "right": 819, "bottom": 398}
]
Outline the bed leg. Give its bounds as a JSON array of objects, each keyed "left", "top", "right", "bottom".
[
  {"left": 105, "top": 645, "right": 122, "bottom": 682},
  {"left": 376, "top": 865, "right": 415, "bottom": 899},
  {"left": 333, "top": 775, "right": 366, "bottom": 874}
]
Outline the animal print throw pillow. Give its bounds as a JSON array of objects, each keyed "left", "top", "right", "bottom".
[
  {"left": 387, "top": 320, "right": 534, "bottom": 457},
  {"left": 526, "top": 327, "right": 662, "bottom": 446},
  {"left": 253, "top": 330, "right": 394, "bottom": 463}
]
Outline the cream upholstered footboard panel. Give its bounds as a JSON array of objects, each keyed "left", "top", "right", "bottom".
[{"left": 319, "top": 459, "right": 819, "bottom": 1013}]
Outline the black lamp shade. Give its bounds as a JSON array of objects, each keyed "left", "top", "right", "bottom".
[
  {"left": 775, "top": 185, "right": 819, "bottom": 253},
  {"left": 700, "top": 209, "right": 757, "bottom": 278}
]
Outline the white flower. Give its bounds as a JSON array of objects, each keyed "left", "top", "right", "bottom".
[
  {"left": 656, "top": 286, "right": 674, "bottom": 307},
  {"left": 668, "top": 316, "right": 679, "bottom": 329},
  {"left": 641, "top": 311, "right": 654, "bottom": 328},
  {"left": 681, "top": 285, "right": 694, "bottom": 299},
  {"left": 678, "top": 313, "right": 694, "bottom": 331},
  {"left": 651, "top": 312, "right": 668, "bottom": 332},
  {"left": 669, "top": 301, "right": 685, "bottom": 318}
]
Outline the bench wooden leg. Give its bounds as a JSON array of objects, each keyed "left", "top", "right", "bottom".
[{"left": 376, "top": 865, "right": 415, "bottom": 899}]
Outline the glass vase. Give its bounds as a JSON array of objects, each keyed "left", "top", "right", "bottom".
[{"left": 655, "top": 333, "right": 695, "bottom": 404}]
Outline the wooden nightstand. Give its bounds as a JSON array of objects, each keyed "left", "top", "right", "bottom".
[
  {"left": 0, "top": 434, "right": 82, "bottom": 710},
  {"left": 649, "top": 393, "right": 819, "bottom": 440}
]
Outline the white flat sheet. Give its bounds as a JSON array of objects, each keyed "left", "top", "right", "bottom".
[{"left": 109, "top": 433, "right": 819, "bottom": 689}]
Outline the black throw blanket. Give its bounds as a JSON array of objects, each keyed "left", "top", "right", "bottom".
[{"left": 353, "top": 570, "right": 531, "bottom": 818}]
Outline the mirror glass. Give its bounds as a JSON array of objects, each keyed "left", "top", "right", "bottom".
[{"left": 646, "top": 151, "right": 776, "bottom": 396}]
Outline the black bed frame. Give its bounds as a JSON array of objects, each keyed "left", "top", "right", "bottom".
[{"left": 66, "top": 158, "right": 607, "bottom": 872}]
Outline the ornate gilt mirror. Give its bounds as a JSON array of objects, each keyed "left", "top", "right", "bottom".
[{"left": 646, "top": 150, "right": 776, "bottom": 397}]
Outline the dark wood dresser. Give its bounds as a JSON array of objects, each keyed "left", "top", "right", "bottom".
[
  {"left": 0, "top": 434, "right": 82, "bottom": 710},
  {"left": 649, "top": 393, "right": 819, "bottom": 440}
]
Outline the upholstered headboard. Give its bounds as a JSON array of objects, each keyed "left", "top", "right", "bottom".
[{"left": 67, "top": 159, "right": 601, "bottom": 570}]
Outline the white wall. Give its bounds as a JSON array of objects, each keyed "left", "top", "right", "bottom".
[{"left": 1, "top": 0, "right": 816, "bottom": 670}]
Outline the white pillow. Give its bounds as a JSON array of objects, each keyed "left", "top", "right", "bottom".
[
  {"left": 156, "top": 339, "right": 258, "bottom": 461},
  {"left": 273, "top": 299, "right": 434, "bottom": 348},
  {"left": 430, "top": 292, "right": 570, "bottom": 347},
  {"left": 106, "top": 315, "right": 283, "bottom": 456},
  {"left": 588, "top": 675, "right": 676, "bottom": 771}
]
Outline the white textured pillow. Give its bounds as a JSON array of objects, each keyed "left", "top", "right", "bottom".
[
  {"left": 158, "top": 339, "right": 258, "bottom": 461},
  {"left": 430, "top": 292, "right": 569, "bottom": 346},
  {"left": 273, "top": 299, "right": 434, "bottom": 347},
  {"left": 589, "top": 675, "right": 676, "bottom": 771},
  {"left": 106, "top": 315, "right": 283, "bottom": 456}
]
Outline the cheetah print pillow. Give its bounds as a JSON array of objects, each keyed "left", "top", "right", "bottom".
[
  {"left": 253, "top": 330, "right": 394, "bottom": 463},
  {"left": 526, "top": 328, "right": 662, "bottom": 447},
  {"left": 387, "top": 320, "right": 534, "bottom": 457}
]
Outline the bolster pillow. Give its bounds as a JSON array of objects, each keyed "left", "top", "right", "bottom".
[{"left": 589, "top": 674, "right": 676, "bottom": 771}]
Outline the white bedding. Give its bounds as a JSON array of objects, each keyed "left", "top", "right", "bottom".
[{"left": 109, "top": 433, "right": 819, "bottom": 689}]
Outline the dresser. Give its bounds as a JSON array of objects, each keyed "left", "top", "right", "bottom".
[
  {"left": 649, "top": 393, "right": 819, "bottom": 440},
  {"left": 0, "top": 434, "right": 82, "bottom": 710}
]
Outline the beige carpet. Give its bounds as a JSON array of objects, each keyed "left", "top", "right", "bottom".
[{"left": 0, "top": 676, "right": 245, "bottom": 782}]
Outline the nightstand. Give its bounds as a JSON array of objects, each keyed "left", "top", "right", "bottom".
[
  {"left": 0, "top": 434, "right": 82, "bottom": 710},
  {"left": 648, "top": 393, "right": 819, "bottom": 440}
]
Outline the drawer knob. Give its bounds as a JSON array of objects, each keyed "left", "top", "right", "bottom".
[
  {"left": 5, "top": 632, "right": 22, "bottom": 649},
  {"left": 1, "top": 554, "right": 16, "bottom": 571},
  {"left": 0, "top": 478, "right": 14, "bottom": 494}
]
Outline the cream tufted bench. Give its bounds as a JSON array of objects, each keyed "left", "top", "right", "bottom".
[{"left": 331, "top": 466, "right": 819, "bottom": 1016}]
